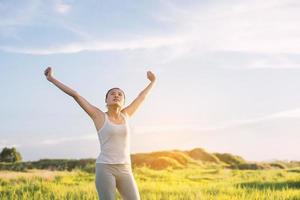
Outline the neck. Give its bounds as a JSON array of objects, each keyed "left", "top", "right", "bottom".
[{"left": 106, "top": 105, "right": 122, "bottom": 118}]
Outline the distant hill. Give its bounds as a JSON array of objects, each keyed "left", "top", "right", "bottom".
[
  {"left": 131, "top": 147, "right": 247, "bottom": 169},
  {"left": 130, "top": 150, "right": 197, "bottom": 170},
  {"left": 131, "top": 147, "right": 296, "bottom": 170},
  {"left": 1, "top": 147, "right": 299, "bottom": 171}
]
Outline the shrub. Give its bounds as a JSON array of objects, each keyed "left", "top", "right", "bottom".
[{"left": 0, "top": 147, "right": 22, "bottom": 162}]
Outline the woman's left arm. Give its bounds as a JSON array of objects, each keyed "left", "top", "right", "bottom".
[{"left": 122, "top": 71, "right": 156, "bottom": 117}]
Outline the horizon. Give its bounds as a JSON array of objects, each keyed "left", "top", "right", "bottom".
[
  {"left": 1, "top": 0, "right": 300, "bottom": 162},
  {"left": 9, "top": 146, "right": 298, "bottom": 163}
]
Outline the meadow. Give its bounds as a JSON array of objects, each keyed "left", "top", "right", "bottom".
[
  {"left": 1, "top": 148, "right": 300, "bottom": 199},
  {"left": 0, "top": 164, "right": 299, "bottom": 200}
]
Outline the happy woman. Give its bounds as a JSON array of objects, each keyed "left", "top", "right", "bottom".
[{"left": 44, "top": 67, "right": 156, "bottom": 200}]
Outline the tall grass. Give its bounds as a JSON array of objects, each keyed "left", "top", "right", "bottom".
[{"left": 0, "top": 165, "right": 299, "bottom": 200}]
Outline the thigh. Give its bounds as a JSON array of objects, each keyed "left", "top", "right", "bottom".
[
  {"left": 115, "top": 165, "right": 141, "bottom": 200},
  {"left": 95, "top": 163, "right": 116, "bottom": 200}
]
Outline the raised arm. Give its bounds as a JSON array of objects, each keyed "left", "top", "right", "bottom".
[
  {"left": 44, "top": 67, "right": 102, "bottom": 120},
  {"left": 122, "top": 71, "right": 156, "bottom": 117}
]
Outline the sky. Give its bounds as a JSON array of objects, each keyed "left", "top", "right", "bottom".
[{"left": 1, "top": 0, "right": 300, "bottom": 162}]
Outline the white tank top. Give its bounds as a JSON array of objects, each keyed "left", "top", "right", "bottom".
[{"left": 96, "top": 112, "right": 131, "bottom": 164}]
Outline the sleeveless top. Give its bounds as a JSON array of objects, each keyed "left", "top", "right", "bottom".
[{"left": 96, "top": 112, "right": 131, "bottom": 165}]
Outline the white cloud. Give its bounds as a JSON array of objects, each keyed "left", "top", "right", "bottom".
[
  {"left": 0, "top": 139, "right": 21, "bottom": 149},
  {"left": 157, "top": 0, "right": 300, "bottom": 54},
  {"left": 55, "top": 3, "right": 71, "bottom": 14},
  {"left": 266, "top": 108, "right": 300, "bottom": 119},
  {"left": 1, "top": 0, "right": 300, "bottom": 70},
  {"left": 40, "top": 134, "right": 97, "bottom": 145},
  {"left": 132, "top": 107, "right": 300, "bottom": 135},
  {"left": 0, "top": 134, "right": 97, "bottom": 148},
  {"left": 0, "top": 0, "right": 39, "bottom": 27},
  {"left": 223, "top": 108, "right": 300, "bottom": 126},
  {"left": 0, "top": 35, "right": 186, "bottom": 55}
]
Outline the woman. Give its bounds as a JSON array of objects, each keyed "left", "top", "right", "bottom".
[{"left": 44, "top": 67, "right": 156, "bottom": 200}]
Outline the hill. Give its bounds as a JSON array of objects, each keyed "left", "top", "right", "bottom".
[{"left": 1, "top": 147, "right": 299, "bottom": 171}]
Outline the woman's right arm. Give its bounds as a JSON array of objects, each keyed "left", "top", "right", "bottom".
[{"left": 44, "top": 67, "right": 103, "bottom": 120}]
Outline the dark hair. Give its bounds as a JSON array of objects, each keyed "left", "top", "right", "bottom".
[{"left": 105, "top": 87, "right": 126, "bottom": 104}]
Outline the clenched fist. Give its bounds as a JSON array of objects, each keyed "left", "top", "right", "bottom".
[
  {"left": 147, "top": 71, "right": 156, "bottom": 82},
  {"left": 44, "top": 67, "right": 54, "bottom": 81}
]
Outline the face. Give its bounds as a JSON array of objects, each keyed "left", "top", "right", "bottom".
[{"left": 105, "top": 88, "right": 125, "bottom": 108}]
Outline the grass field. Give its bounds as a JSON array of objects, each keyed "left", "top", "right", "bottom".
[{"left": 0, "top": 164, "right": 299, "bottom": 200}]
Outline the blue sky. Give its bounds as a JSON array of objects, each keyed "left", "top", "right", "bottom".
[{"left": 1, "top": 0, "right": 300, "bottom": 162}]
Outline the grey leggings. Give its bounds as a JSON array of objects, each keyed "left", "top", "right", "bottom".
[{"left": 95, "top": 163, "right": 141, "bottom": 200}]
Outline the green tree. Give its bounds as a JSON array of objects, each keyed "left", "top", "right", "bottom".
[{"left": 0, "top": 147, "right": 22, "bottom": 162}]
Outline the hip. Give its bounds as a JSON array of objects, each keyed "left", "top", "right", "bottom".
[{"left": 95, "top": 162, "right": 133, "bottom": 175}]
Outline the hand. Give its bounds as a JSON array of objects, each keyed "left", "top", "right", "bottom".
[
  {"left": 44, "top": 67, "right": 54, "bottom": 81},
  {"left": 147, "top": 71, "right": 156, "bottom": 82}
]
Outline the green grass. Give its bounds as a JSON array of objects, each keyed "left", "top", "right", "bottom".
[{"left": 0, "top": 164, "right": 299, "bottom": 200}]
